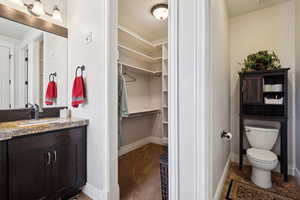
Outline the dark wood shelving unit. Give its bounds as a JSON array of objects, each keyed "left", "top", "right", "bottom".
[{"left": 239, "top": 68, "right": 290, "bottom": 182}]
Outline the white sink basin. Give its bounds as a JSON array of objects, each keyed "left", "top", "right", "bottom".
[{"left": 18, "top": 119, "right": 62, "bottom": 127}]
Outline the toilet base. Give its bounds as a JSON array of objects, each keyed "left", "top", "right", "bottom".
[{"left": 251, "top": 167, "right": 272, "bottom": 189}]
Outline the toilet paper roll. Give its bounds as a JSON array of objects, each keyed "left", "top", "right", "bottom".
[{"left": 225, "top": 132, "right": 232, "bottom": 142}]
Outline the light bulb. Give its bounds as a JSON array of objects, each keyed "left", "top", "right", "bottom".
[
  {"left": 52, "top": 6, "right": 63, "bottom": 22},
  {"left": 10, "top": 0, "right": 23, "bottom": 6},
  {"left": 31, "top": 0, "right": 44, "bottom": 16}
]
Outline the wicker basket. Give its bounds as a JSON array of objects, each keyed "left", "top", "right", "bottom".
[{"left": 160, "top": 153, "right": 168, "bottom": 200}]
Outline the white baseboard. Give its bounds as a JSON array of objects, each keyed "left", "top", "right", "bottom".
[
  {"left": 295, "top": 168, "right": 300, "bottom": 185},
  {"left": 83, "top": 183, "right": 107, "bottom": 200},
  {"left": 213, "top": 154, "right": 231, "bottom": 200},
  {"left": 231, "top": 152, "right": 295, "bottom": 175},
  {"left": 149, "top": 136, "right": 168, "bottom": 145},
  {"left": 119, "top": 136, "right": 167, "bottom": 156}
]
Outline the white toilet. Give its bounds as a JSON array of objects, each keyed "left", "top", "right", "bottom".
[{"left": 245, "top": 126, "right": 279, "bottom": 189}]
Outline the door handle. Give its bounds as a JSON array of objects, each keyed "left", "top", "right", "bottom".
[
  {"left": 53, "top": 150, "right": 57, "bottom": 163},
  {"left": 47, "top": 152, "right": 51, "bottom": 165}
]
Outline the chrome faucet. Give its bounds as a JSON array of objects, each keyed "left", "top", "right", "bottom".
[{"left": 28, "top": 103, "right": 40, "bottom": 120}]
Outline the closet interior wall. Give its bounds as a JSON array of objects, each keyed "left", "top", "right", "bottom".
[{"left": 118, "top": 27, "right": 168, "bottom": 150}]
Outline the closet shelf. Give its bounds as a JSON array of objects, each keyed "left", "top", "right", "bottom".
[
  {"left": 126, "top": 109, "right": 161, "bottom": 118},
  {"left": 118, "top": 44, "right": 162, "bottom": 63},
  {"left": 120, "top": 62, "right": 162, "bottom": 75}
]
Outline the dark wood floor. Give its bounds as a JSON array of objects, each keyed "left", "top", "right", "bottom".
[
  {"left": 69, "top": 192, "right": 91, "bottom": 200},
  {"left": 221, "top": 162, "right": 300, "bottom": 200},
  {"left": 119, "top": 143, "right": 166, "bottom": 200}
]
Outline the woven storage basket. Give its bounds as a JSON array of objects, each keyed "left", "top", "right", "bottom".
[{"left": 160, "top": 153, "right": 168, "bottom": 200}]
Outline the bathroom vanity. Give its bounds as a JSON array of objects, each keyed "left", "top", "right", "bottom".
[
  {"left": 239, "top": 68, "right": 289, "bottom": 182},
  {"left": 0, "top": 3, "right": 89, "bottom": 200},
  {"left": 0, "top": 118, "right": 88, "bottom": 200}
]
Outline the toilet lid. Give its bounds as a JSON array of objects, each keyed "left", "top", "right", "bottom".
[{"left": 247, "top": 148, "right": 277, "bottom": 164}]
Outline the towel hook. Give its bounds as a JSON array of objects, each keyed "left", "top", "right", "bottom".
[
  {"left": 76, "top": 65, "right": 85, "bottom": 77},
  {"left": 49, "top": 72, "right": 57, "bottom": 82}
]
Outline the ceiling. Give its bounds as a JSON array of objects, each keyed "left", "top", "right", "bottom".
[
  {"left": 119, "top": 0, "right": 168, "bottom": 42},
  {"left": 227, "top": 0, "right": 290, "bottom": 18},
  {"left": 0, "top": 17, "right": 33, "bottom": 40}
]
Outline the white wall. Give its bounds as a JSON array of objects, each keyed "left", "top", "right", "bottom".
[
  {"left": 67, "top": 0, "right": 108, "bottom": 198},
  {"left": 295, "top": 0, "right": 300, "bottom": 182},
  {"left": 230, "top": 1, "right": 296, "bottom": 173},
  {"left": 120, "top": 70, "right": 162, "bottom": 146},
  {"left": 211, "top": 0, "right": 231, "bottom": 198},
  {"left": 43, "top": 32, "right": 68, "bottom": 107}
]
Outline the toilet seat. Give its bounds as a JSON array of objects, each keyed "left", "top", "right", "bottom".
[{"left": 247, "top": 148, "right": 277, "bottom": 165}]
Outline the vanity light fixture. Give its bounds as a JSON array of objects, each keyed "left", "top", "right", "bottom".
[
  {"left": 10, "top": 0, "right": 23, "bottom": 6},
  {"left": 151, "top": 4, "right": 168, "bottom": 20},
  {"left": 28, "top": 0, "right": 45, "bottom": 17},
  {"left": 10, "top": 0, "right": 63, "bottom": 23},
  {"left": 52, "top": 6, "right": 63, "bottom": 22}
]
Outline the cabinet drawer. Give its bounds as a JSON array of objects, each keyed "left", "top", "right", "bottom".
[{"left": 8, "top": 127, "right": 83, "bottom": 154}]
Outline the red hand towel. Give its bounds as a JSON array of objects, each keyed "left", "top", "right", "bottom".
[
  {"left": 45, "top": 81, "right": 57, "bottom": 105},
  {"left": 72, "top": 76, "right": 86, "bottom": 108}
]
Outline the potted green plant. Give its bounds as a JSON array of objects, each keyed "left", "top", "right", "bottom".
[{"left": 240, "top": 50, "right": 282, "bottom": 72}]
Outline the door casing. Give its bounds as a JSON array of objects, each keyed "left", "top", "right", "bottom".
[{"left": 104, "top": 0, "right": 212, "bottom": 199}]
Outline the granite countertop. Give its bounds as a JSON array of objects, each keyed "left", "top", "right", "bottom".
[{"left": 0, "top": 117, "right": 89, "bottom": 141}]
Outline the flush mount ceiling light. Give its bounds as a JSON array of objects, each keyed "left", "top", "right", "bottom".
[
  {"left": 151, "top": 4, "right": 168, "bottom": 20},
  {"left": 10, "top": 0, "right": 63, "bottom": 23}
]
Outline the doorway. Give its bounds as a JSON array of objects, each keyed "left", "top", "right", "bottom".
[
  {"left": 105, "top": 0, "right": 211, "bottom": 199},
  {"left": 117, "top": 1, "right": 169, "bottom": 199}
]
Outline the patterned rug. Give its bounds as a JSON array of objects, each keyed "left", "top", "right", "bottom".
[{"left": 226, "top": 180, "right": 296, "bottom": 200}]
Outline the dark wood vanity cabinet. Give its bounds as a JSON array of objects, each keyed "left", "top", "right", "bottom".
[
  {"left": 1, "top": 126, "right": 87, "bottom": 200},
  {"left": 0, "top": 142, "right": 8, "bottom": 200}
]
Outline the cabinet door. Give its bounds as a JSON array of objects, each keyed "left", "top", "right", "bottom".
[
  {"left": 0, "top": 142, "right": 7, "bottom": 200},
  {"left": 8, "top": 135, "right": 52, "bottom": 200},
  {"left": 50, "top": 127, "right": 86, "bottom": 197},
  {"left": 242, "top": 76, "right": 263, "bottom": 104}
]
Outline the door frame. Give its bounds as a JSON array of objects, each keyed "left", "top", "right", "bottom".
[
  {"left": 0, "top": 43, "right": 14, "bottom": 109},
  {"left": 104, "top": 0, "right": 211, "bottom": 199}
]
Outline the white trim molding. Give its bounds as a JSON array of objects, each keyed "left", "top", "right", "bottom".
[
  {"left": 295, "top": 168, "right": 300, "bottom": 185},
  {"left": 168, "top": 0, "right": 179, "bottom": 199},
  {"left": 83, "top": 183, "right": 107, "bottom": 200},
  {"left": 172, "top": 0, "right": 211, "bottom": 199},
  {"left": 105, "top": 0, "right": 119, "bottom": 199},
  {"left": 213, "top": 155, "right": 231, "bottom": 200}
]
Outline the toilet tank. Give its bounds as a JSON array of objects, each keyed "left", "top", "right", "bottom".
[{"left": 245, "top": 126, "right": 279, "bottom": 150}]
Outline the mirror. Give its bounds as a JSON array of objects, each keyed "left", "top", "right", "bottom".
[{"left": 0, "top": 17, "right": 68, "bottom": 109}]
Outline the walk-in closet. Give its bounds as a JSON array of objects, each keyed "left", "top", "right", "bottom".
[{"left": 118, "top": 1, "right": 168, "bottom": 199}]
